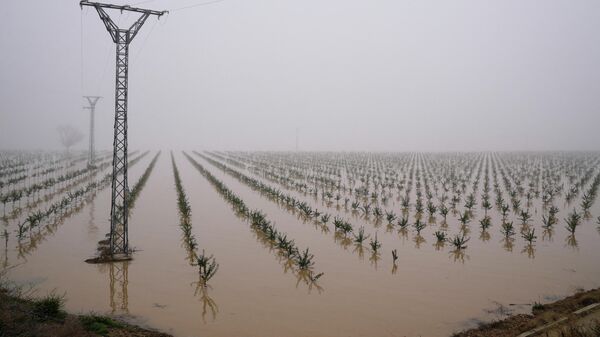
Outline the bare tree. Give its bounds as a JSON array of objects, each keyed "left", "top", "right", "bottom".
[{"left": 57, "top": 125, "right": 84, "bottom": 153}]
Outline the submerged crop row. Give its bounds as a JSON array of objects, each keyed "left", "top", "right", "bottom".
[
  {"left": 14, "top": 151, "right": 151, "bottom": 241},
  {"left": 196, "top": 152, "right": 384, "bottom": 258},
  {"left": 128, "top": 152, "right": 161, "bottom": 210},
  {"left": 0, "top": 155, "right": 113, "bottom": 211},
  {"left": 213, "top": 151, "right": 600, "bottom": 260},
  {"left": 184, "top": 152, "right": 324, "bottom": 284},
  {"left": 171, "top": 153, "right": 219, "bottom": 285}
]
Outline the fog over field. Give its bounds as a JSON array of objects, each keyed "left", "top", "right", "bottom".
[
  {"left": 3, "top": 3, "right": 600, "bottom": 336},
  {"left": 1, "top": 0, "right": 600, "bottom": 151}
]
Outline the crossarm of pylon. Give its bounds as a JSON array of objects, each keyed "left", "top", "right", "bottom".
[{"left": 128, "top": 13, "right": 150, "bottom": 42}]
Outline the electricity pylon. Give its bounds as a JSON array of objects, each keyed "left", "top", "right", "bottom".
[
  {"left": 80, "top": 1, "right": 167, "bottom": 258},
  {"left": 83, "top": 96, "right": 101, "bottom": 168}
]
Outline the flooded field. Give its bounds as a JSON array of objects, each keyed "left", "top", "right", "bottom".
[{"left": 2, "top": 151, "right": 600, "bottom": 337}]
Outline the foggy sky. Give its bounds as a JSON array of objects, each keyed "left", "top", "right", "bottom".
[{"left": 1, "top": 0, "right": 599, "bottom": 152}]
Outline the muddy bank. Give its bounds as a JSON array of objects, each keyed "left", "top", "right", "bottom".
[
  {"left": 452, "top": 288, "right": 600, "bottom": 337},
  {"left": 0, "top": 286, "right": 171, "bottom": 337}
]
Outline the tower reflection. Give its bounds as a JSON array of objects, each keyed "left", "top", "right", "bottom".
[{"left": 109, "top": 261, "right": 129, "bottom": 314}]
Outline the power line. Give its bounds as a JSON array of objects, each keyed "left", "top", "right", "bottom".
[
  {"left": 96, "top": 43, "right": 114, "bottom": 93},
  {"left": 81, "top": 11, "right": 83, "bottom": 94},
  {"left": 170, "top": 0, "right": 226, "bottom": 12},
  {"left": 132, "top": 18, "right": 159, "bottom": 64},
  {"left": 84, "top": 0, "right": 219, "bottom": 94},
  {"left": 81, "top": 10, "right": 85, "bottom": 95},
  {"left": 132, "top": 0, "right": 155, "bottom": 5}
]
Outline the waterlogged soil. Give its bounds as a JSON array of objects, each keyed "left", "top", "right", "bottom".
[
  {"left": 453, "top": 287, "right": 600, "bottom": 337},
  {"left": 2, "top": 152, "right": 600, "bottom": 337}
]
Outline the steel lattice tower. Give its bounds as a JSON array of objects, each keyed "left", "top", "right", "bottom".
[
  {"left": 80, "top": 1, "right": 166, "bottom": 258},
  {"left": 83, "top": 96, "right": 101, "bottom": 168}
]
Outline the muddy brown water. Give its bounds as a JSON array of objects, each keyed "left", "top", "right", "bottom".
[{"left": 2, "top": 152, "right": 600, "bottom": 337}]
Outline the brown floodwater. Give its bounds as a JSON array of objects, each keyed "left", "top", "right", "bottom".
[{"left": 2, "top": 152, "right": 600, "bottom": 337}]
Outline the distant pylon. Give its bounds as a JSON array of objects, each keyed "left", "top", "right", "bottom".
[{"left": 83, "top": 96, "right": 101, "bottom": 168}]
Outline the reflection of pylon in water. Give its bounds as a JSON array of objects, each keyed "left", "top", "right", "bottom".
[
  {"left": 87, "top": 197, "right": 97, "bottom": 238},
  {"left": 109, "top": 261, "right": 129, "bottom": 313},
  {"left": 2, "top": 231, "right": 8, "bottom": 269}
]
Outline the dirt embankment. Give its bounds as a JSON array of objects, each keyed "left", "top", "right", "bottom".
[
  {"left": 0, "top": 287, "right": 171, "bottom": 337},
  {"left": 452, "top": 288, "right": 600, "bottom": 337}
]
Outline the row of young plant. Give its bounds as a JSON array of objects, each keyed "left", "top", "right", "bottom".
[
  {"left": 17, "top": 178, "right": 105, "bottom": 239},
  {"left": 0, "top": 155, "right": 114, "bottom": 210},
  {"left": 0, "top": 151, "right": 58, "bottom": 177},
  {"left": 209, "top": 151, "right": 247, "bottom": 170},
  {"left": 198, "top": 151, "right": 401, "bottom": 263},
  {"left": 219, "top": 152, "right": 461, "bottom": 226},
  {"left": 0, "top": 173, "right": 28, "bottom": 191},
  {"left": 0, "top": 152, "right": 120, "bottom": 210},
  {"left": 206, "top": 152, "right": 477, "bottom": 255},
  {"left": 171, "top": 153, "right": 219, "bottom": 284},
  {"left": 230, "top": 152, "right": 474, "bottom": 215},
  {"left": 25, "top": 152, "right": 112, "bottom": 188},
  {"left": 127, "top": 152, "right": 161, "bottom": 209},
  {"left": 267, "top": 151, "right": 597, "bottom": 224},
  {"left": 226, "top": 151, "right": 599, "bottom": 252},
  {"left": 218, "top": 151, "right": 404, "bottom": 223},
  {"left": 239, "top": 152, "right": 545, "bottom": 247},
  {"left": 492, "top": 153, "right": 598, "bottom": 239},
  {"left": 235, "top": 152, "right": 597, "bottom": 214},
  {"left": 232, "top": 152, "right": 456, "bottom": 203},
  {"left": 183, "top": 152, "right": 323, "bottom": 282},
  {"left": 13, "top": 194, "right": 93, "bottom": 260},
  {"left": 1, "top": 153, "right": 140, "bottom": 223},
  {"left": 15, "top": 151, "right": 151, "bottom": 240},
  {"left": 28, "top": 151, "right": 107, "bottom": 178},
  {"left": 398, "top": 153, "right": 590, "bottom": 250},
  {"left": 0, "top": 152, "right": 91, "bottom": 189}
]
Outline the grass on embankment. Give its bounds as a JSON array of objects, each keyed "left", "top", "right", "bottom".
[
  {"left": 0, "top": 275, "right": 171, "bottom": 337},
  {"left": 452, "top": 288, "right": 600, "bottom": 337}
]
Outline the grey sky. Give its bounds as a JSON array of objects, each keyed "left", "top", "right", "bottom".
[{"left": 1, "top": 0, "right": 599, "bottom": 151}]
